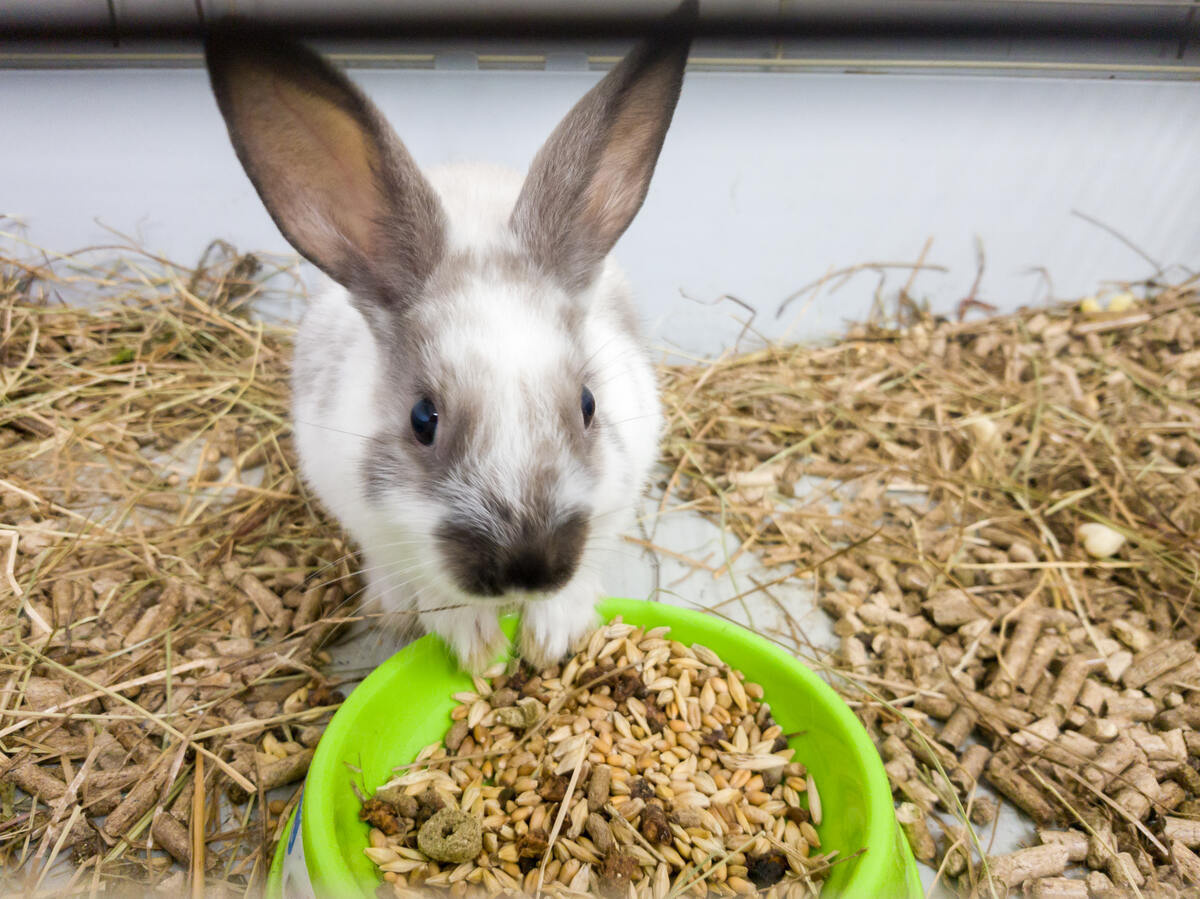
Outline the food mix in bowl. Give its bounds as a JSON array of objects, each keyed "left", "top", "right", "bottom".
[{"left": 357, "top": 618, "right": 841, "bottom": 898}]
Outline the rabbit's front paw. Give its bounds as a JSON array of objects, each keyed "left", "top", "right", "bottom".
[
  {"left": 518, "top": 591, "right": 599, "bottom": 669},
  {"left": 426, "top": 606, "right": 507, "bottom": 674}
]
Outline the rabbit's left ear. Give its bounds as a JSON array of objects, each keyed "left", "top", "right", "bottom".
[
  {"left": 205, "top": 22, "right": 444, "bottom": 307},
  {"left": 510, "top": 1, "right": 695, "bottom": 293}
]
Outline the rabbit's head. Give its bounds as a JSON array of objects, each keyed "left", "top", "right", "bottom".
[{"left": 205, "top": 12, "right": 690, "bottom": 609}]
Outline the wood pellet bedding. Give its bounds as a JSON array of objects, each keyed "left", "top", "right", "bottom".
[{"left": 358, "top": 619, "right": 839, "bottom": 898}]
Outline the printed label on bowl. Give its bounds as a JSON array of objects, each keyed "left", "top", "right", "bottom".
[{"left": 280, "top": 793, "right": 317, "bottom": 899}]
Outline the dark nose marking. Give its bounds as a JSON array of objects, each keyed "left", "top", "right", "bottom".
[{"left": 436, "top": 511, "right": 588, "bottom": 597}]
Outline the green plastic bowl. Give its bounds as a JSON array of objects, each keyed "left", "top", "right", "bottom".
[{"left": 270, "top": 598, "right": 921, "bottom": 897}]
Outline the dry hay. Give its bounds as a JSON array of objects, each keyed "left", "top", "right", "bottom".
[
  {"left": 657, "top": 280, "right": 1200, "bottom": 895},
  {"left": 2, "top": 226, "right": 1199, "bottom": 897},
  {"left": 0, "top": 236, "right": 357, "bottom": 894}
]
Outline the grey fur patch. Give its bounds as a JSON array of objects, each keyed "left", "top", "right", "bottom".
[{"left": 361, "top": 431, "right": 407, "bottom": 503}]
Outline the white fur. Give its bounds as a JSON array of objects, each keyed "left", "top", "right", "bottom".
[{"left": 293, "top": 164, "right": 661, "bottom": 671}]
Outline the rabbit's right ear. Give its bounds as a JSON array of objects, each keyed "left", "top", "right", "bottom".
[{"left": 205, "top": 22, "right": 444, "bottom": 308}]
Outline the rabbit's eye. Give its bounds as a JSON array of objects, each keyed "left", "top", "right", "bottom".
[
  {"left": 411, "top": 398, "right": 438, "bottom": 446},
  {"left": 581, "top": 386, "right": 596, "bottom": 429}
]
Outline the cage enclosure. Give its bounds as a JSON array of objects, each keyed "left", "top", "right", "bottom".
[{"left": 1, "top": 2, "right": 1199, "bottom": 897}]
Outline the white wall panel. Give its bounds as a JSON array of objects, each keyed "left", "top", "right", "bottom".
[{"left": 2, "top": 65, "right": 1198, "bottom": 355}]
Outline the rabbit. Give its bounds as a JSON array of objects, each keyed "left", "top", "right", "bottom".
[{"left": 204, "top": 13, "right": 692, "bottom": 672}]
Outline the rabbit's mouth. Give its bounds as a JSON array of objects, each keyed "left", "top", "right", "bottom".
[{"left": 435, "top": 511, "right": 589, "bottom": 599}]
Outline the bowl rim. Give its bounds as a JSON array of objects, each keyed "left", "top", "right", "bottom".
[{"left": 302, "top": 598, "right": 912, "bottom": 896}]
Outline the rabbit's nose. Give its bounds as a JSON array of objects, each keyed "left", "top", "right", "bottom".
[
  {"left": 437, "top": 510, "right": 589, "bottom": 598},
  {"left": 500, "top": 547, "right": 563, "bottom": 593},
  {"left": 495, "top": 511, "right": 588, "bottom": 594}
]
